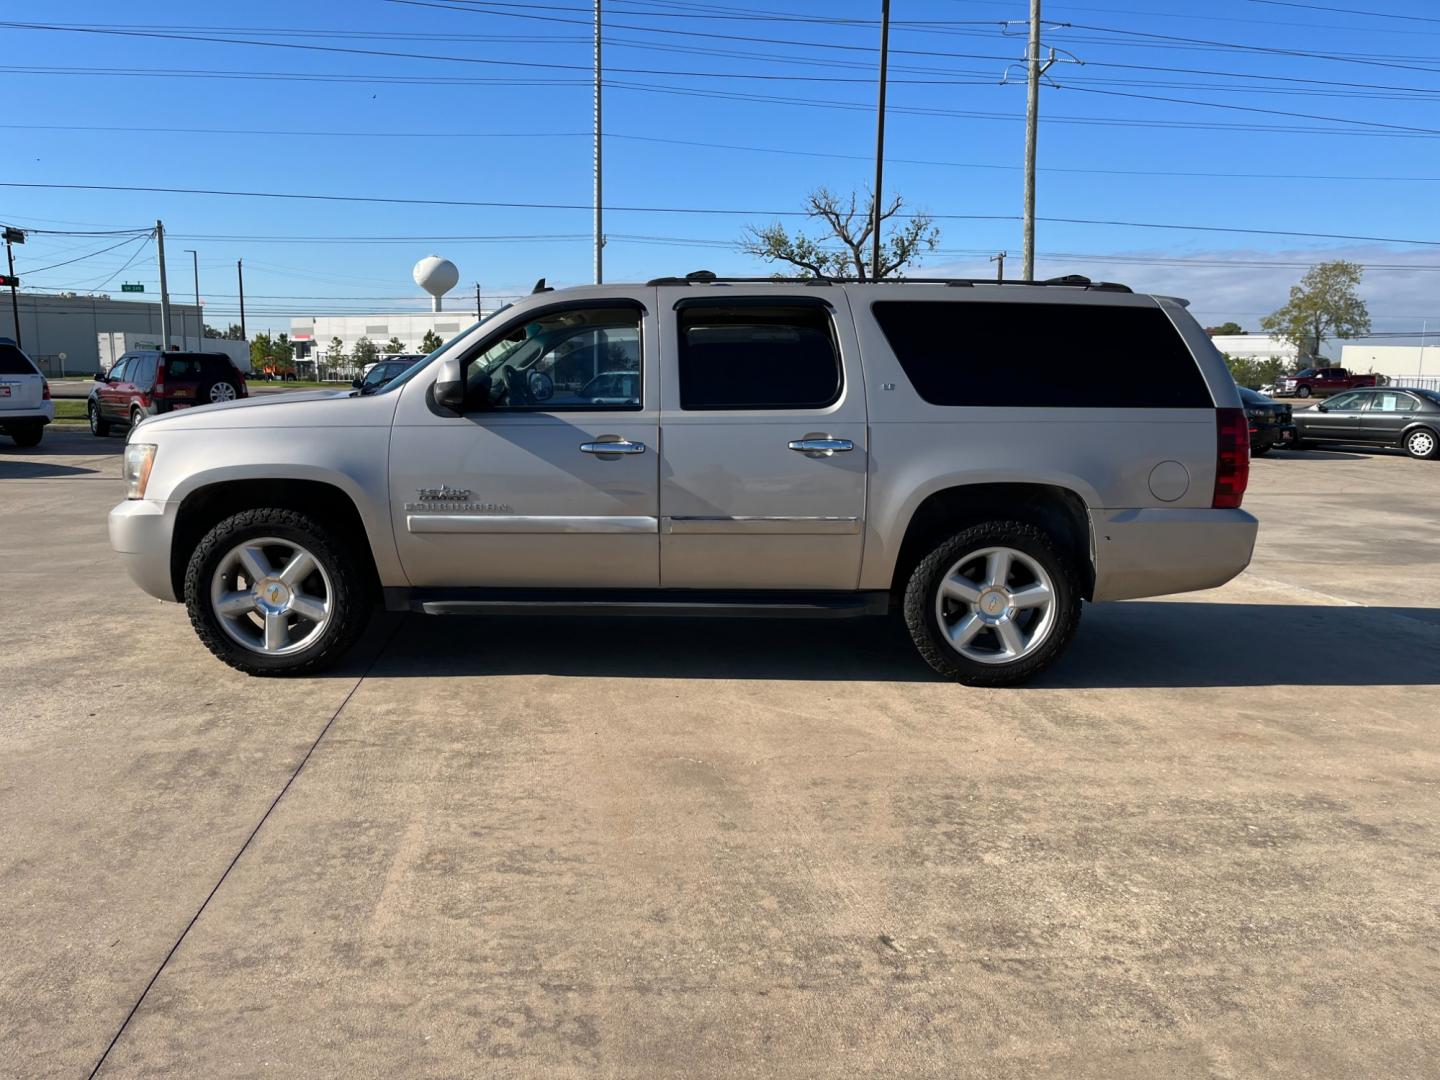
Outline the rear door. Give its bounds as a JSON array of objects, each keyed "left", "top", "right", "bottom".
[
  {"left": 1361, "top": 390, "right": 1421, "bottom": 445},
  {"left": 655, "top": 287, "right": 867, "bottom": 590},
  {"left": 0, "top": 343, "right": 44, "bottom": 416}
]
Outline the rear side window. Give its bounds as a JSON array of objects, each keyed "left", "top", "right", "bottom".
[
  {"left": 200, "top": 356, "right": 233, "bottom": 377},
  {"left": 871, "top": 301, "right": 1212, "bottom": 408},
  {"left": 677, "top": 302, "right": 841, "bottom": 411},
  {"left": 0, "top": 344, "right": 38, "bottom": 375},
  {"left": 131, "top": 355, "right": 158, "bottom": 389},
  {"left": 164, "top": 357, "right": 196, "bottom": 379}
]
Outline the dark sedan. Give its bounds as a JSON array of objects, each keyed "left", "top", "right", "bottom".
[
  {"left": 1238, "top": 386, "right": 1296, "bottom": 456},
  {"left": 1292, "top": 386, "right": 1440, "bottom": 459}
]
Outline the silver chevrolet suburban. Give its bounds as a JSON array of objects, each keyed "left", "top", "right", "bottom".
[{"left": 109, "top": 274, "right": 1258, "bottom": 686}]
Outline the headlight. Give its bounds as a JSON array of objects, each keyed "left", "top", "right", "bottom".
[{"left": 123, "top": 443, "right": 157, "bottom": 500}]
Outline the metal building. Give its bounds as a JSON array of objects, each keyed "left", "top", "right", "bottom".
[{"left": 1, "top": 291, "right": 203, "bottom": 376}]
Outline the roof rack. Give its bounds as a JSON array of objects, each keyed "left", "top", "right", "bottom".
[{"left": 643, "top": 269, "right": 1132, "bottom": 293}]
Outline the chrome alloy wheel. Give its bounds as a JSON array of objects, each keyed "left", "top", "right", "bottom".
[
  {"left": 209, "top": 382, "right": 238, "bottom": 402},
  {"left": 209, "top": 537, "right": 332, "bottom": 656},
  {"left": 1407, "top": 429, "right": 1436, "bottom": 457},
  {"left": 933, "top": 546, "right": 1057, "bottom": 665}
]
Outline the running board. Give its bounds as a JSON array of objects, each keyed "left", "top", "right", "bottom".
[{"left": 385, "top": 588, "right": 890, "bottom": 619}]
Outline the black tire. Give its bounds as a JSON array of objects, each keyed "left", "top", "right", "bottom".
[
  {"left": 8, "top": 422, "right": 43, "bottom": 448},
  {"left": 902, "top": 520, "right": 1082, "bottom": 687},
  {"left": 130, "top": 406, "right": 145, "bottom": 429},
  {"left": 1251, "top": 444, "right": 1271, "bottom": 457},
  {"left": 88, "top": 400, "right": 111, "bottom": 437},
  {"left": 1404, "top": 426, "right": 1439, "bottom": 460},
  {"left": 184, "top": 508, "right": 373, "bottom": 676},
  {"left": 1297, "top": 386, "right": 1312, "bottom": 399}
]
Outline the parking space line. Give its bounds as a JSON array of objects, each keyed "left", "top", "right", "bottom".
[{"left": 85, "top": 615, "right": 408, "bottom": 1079}]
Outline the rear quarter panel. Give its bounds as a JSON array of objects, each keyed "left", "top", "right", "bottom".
[{"left": 846, "top": 287, "right": 1222, "bottom": 590}]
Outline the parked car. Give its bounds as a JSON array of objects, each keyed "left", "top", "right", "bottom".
[
  {"left": 578, "top": 369, "right": 640, "bottom": 406},
  {"left": 1275, "top": 366, "right": 1378, "bottom": 399},
  {"left": 88, "top": 351, "right": 248, "bottom": 435},
  {"left": 108, "top": 274, "right": 1258, "bottom": 686},
  {"left": 353, "top": 356, "right": 424, "bottom": 393},
  {"left": 1238, "top": 386, "right": 1296, "bottom": 456},
  {"left": 1291, "top": 386, "right": 1440, "bottom": 459},
  {"left": 0, "top": 339, "right": 54, "bottom": 447}
]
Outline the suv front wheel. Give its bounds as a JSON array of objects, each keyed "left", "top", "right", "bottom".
[
  {"left": 184, "top": 508, "right": 372, "bottom": 676},
  {"left": 903, "top": 521, "right": 1082, "bottom": 687}
]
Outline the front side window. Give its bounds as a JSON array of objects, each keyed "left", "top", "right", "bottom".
[
  {"left": 461, "top": 304, "right": 642, "bottom": 411},
  {"left": 1326, "top": 391, "right": 1367, "bottom": 410},
  {"left": 677, "top": 302, "right": 841, "bottom": 411},
  {"left": 109, "top": 357, "right": 133, "bottom": 383}
]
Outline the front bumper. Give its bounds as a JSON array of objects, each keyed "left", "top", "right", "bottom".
[
  {"left": 1092, "top": 507, "right": 1259, "bottom": 602},
  {"left": 108, "top": 499, "right": 180, "bottom": 602}
]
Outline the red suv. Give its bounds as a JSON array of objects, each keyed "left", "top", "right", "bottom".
[{"left": 88, "top": 350, "right": 248, "bottom": 435}]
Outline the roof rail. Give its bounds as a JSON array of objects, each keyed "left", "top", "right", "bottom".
[{"left": 642, "top": 271, "right": 1132, "bottom": 293}]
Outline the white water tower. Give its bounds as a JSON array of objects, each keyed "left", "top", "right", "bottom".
[{"left": 413, "top": 255, "right": 459, "bottom": 312}]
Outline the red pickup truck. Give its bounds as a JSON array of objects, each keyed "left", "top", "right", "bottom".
[{"left": 1275, "top": 366, "right": 1378, "bottom": 399}]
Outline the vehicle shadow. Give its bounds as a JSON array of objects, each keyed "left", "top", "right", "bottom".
[
  {"left": 0, "top": 459, "right": 101, "bottom": 478},
  {"left": 357, "top": 601, "right": 1440, "bottom": 688},
  {"left": 1264, "top": 448, "right": 1369, "bottom": 461}
]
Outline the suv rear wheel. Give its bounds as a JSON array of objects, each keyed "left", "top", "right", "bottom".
[
  {"left": 184, "top": 508, "right": 372, "bottom": 676},
  {"left": 903, "top": 521, "right": 1082, "bottom": 687},
  {"left": 7, "top": 422, "right": 43, "bottom": 447},
  {"left": 207, "top": 380, "right": 238, "bottom": 403}
]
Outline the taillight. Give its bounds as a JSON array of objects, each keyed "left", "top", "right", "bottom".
[
  {"left": 1213, "top": 407, "right": 1250, "bottom": 509},
  {"left": 153, "top": 365, "right": 165, "bottom": 397},
  {"left": 42, "top": 379, "right": 51, "bottom": 400}
]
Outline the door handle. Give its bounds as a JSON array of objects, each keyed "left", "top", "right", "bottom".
[
  {"left": 580, "top": 439, "right": 646, "bottom": 455},
  {"left": 788, "top": 437, "right": 854, "bottom": 457}
]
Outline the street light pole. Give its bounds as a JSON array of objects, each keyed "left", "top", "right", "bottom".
[
  {"left": 1022, "top": 0, "right": 1043, "bottom": 280},
  {"left": 237, "top": 259, "right": 246, "bottom": 341},
  {"left": 184, "top": 250, "right": 200, "bottom": 348},
  {"left": 3, "top": 226, "right": 23, "bottom": 349},
  {"left": 870, "top": 0, "right": 891, "bottom": 281},
  {"left": 155, "top": 221, "right": 171, "bottom": 349}
]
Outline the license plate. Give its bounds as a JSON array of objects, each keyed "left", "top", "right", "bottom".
[
  {"left": 1280, "top": 429, "right": 1294, "bottom": 441},
  {"left": 0, "top": 385, "right": 10, "bottom": 397}
]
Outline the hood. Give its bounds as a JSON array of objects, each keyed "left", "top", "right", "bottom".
[{"left": 133, "top": 388, "right": 398, "bottom": 434}]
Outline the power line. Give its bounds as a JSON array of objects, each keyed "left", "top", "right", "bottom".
[
  {"left": 21, "top": 233, "right": 151, "bottom": 275},
  {"left": 1247, "top": 1, "right": 1440, "bottom": 24},
  {"left": 5, "top": 179, "right": 1439, "bottom": 247}
]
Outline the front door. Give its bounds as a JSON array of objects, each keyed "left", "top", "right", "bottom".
[
  {"left": 389, "top": 293, "right": 660, "bottom": 589},
  {"left": 656, "top": 287, "right": 867, "bottom": 590},
  {"left": 99, "top": 356, "right": 132, "bottom": 419},
  {"left": 1306, "top": 390, "right": 1369, "bottom": 442}
]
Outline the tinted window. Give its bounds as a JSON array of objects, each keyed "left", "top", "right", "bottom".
[
  {"left": 871, "top": 300, "right": 1211, "bottom": 409},
  {"left": 0, "top": 344, "right": 38, "bottom": 375},
  {"left": 678, "top": 302, "right": 841, "bottom": 411},
  {"left": 164, "top": 357, "right": 196, "bottom": 379},
  {"left": 200, "top": 356, "right": 232, "bottom": 377},
  {"left": 131, "top": 355, "right": 158, "bottom": 389}
]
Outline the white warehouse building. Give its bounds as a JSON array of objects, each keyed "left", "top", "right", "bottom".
[
  {"left": 290, "top": 310, "right": 490, "bottom": 361},
  {"left": 1207, "top": 334, "right": 1310, "bottom": 364}
]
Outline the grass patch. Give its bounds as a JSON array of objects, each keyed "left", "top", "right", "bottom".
[{"left": 53, "top": 399, "right": 89, "bottom": 421}]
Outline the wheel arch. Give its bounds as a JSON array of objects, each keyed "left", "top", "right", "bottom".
[
  {"left": 885, "top": 482, "right": 1095, "bottom": 601},
  {"left": 170, "top": 478, "right": 383, "bottom": 601}
]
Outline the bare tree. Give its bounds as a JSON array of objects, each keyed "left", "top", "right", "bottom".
[{"left": 741, "top": 187, "right": 939, "bottom": 281}]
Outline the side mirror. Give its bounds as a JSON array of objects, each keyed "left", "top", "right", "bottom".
[
  {"left": 94, "top": 371, "right": 106, "bottom": 382},
  {"left": 351, "top": 377, "right": 363, "bottom": 389},
  {"left": 432, "top": 357, "right": 465, "bottom": 413},
  {"left": 1316, "top": 402, "right": 1329, "bottom": 412}
]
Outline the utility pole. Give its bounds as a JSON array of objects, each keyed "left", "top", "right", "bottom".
[
  {"left": 184, "top": 250, "right": 200, "bottom": 348},
  {"left": 475, "top": 282, "right": 482, "bottom": 319},
  {"left": 156, "top": 220, "right": 171, "bottom": 350},
  {"left": 3, "top": 226, "right": 23, "bottom": 349},
  {"left": 990, "top": 251, "right": 1007, "bottom": 281},
  {"left": 593, "top": 0, "right": 604, "bottom": 285},
  {"left": 237, "top": 260, "right": 246, "bottom": 341},
  {"left": 870, "top": 0, "right": 891, "bottom": 281},
  {"left": 1023, "top": 0, "right": 1043, "bottom": 280}
]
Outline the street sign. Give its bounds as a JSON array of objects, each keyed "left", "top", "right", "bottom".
[{"left": 121, "top": 283, "right": 144, "bottom": 293}]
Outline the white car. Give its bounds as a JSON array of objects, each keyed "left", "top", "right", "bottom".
[{"left": 0, "top": 339, "right": 54, "bottom": 447}]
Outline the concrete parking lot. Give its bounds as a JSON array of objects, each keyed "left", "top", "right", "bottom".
[{"left": 2, "top": 429, "right": 1437, "bottom": 1079}]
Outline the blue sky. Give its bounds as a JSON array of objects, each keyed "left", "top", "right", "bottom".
[{"left": 5, "top": 0, "right": 1440, "bottom": 339}]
